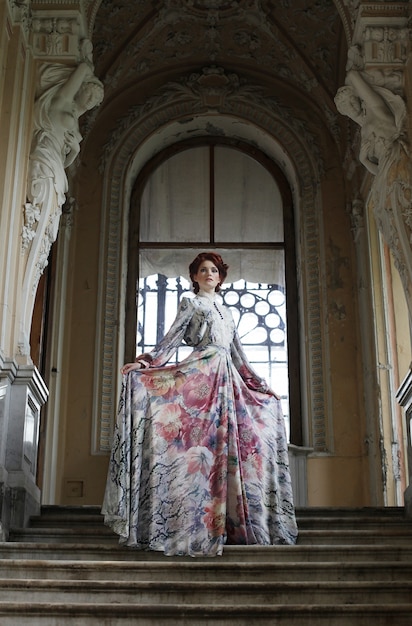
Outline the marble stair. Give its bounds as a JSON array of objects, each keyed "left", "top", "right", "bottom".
[{"left": 0, "top": 506, "right": 411, "bottom": 624}]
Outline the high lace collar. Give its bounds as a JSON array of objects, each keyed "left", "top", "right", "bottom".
[{"left": 197, "top": 289, "right": 217, "bottom": 300}]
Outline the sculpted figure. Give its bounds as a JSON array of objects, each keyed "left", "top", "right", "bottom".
[
  {"left": 27, "top": 61, "right": 104, "bottom": 208},
  {"left": 20, "top": 56, "right": 104, "bottom": 355},
  {"left": 334, "top": 48, "right": 406, "bottom": 176},
  {"left": 335, "top": 48, "right": 412, "bottom": 318}
]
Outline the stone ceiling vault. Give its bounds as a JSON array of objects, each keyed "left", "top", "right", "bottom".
[{"left": 82, "top": 0, "right": 349, "bottom": 168}]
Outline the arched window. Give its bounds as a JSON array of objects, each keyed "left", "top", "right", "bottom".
[{"left": 126, "top": 139, "right": 301, "bottom": 444}]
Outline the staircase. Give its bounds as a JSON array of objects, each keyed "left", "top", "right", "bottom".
[{"left": 0, "top": 506, "right": 411, "bottom": 624}]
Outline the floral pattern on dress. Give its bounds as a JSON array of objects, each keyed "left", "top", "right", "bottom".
[{"left": 102, "top": 293, "right": 298, "bottom": 557}]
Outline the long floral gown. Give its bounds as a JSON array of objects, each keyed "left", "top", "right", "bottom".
[{"left": 102, "top": 290, "right": 298, "bottom": 557}]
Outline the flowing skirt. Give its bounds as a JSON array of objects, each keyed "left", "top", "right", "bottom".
[{"left": 102, "top": 345, "right": 298, "bottom": 557}]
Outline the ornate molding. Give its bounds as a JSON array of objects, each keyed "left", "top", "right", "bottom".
[
  {"left": 100, "top": 67, "right": 324, "bottom": 176},
  {"left": 22, "top": 202, "right": 41, "bottom": 251},
  {"left": 8, "top": 0, "right": 31, "bottom": 36},
  {"left": 353, "top": 2, "right": 411, "bottom": 73},
  {"left": 8, "top": 0, "right": 90, "bottom": 56},
  {"left": 31, "top": 16, "right": 83, "bottom": 59},
  {"left": 30, "top": 0, "right": 89, "bottom": 60},
  {"left": 335, "top": 0, "right": 359, "bottom": 42}
]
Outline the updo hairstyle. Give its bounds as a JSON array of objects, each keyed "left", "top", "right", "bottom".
[{"left": 189, "top": 252, "right": 229, "bottom": 294}]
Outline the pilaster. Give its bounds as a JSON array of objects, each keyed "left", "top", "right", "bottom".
[{"left": 348, "top": 197, "right": 386, "bottom": 505}]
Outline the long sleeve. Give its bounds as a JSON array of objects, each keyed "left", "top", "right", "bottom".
[
  {"left": 231, "top": 327, "right": 272, "bottom": 394},
  {"left": 144, "top": 297, "right": 194, "bottom": 367}
]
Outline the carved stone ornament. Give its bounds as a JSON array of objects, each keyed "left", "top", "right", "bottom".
[
  {"left": 22, "top": 202, "right": 41, "bottom": 251},
  {"left": 100, "top": 66, "right": 322, "bottom": 174},
  {"left": 352, "top": 2, "right": 411, "bottom": 72},
  {"left": 349, "top": 197, "right": 365, "bottom": 242},
  {"left": 364, "top": 26, "right": 410, "bottom": 65},
  {"left": 19, "top": 47, "right": 104, "bottom": 356},
  {"left": 9, "top": 0, "right": 30, "bottom": 34},
  {"left": 30, "top": 0, "right": 92, "bottom": 61}
]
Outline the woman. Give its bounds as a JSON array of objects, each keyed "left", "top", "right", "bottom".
[{"left": 102, "top": 252, "right": 298, "bottom": 557}]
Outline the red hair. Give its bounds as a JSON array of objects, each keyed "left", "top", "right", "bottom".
[{"left": 189, "top": 252, "right": 229, "bottom": 293}]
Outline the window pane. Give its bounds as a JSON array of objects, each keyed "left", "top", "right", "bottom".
[
  {"left": 139, "top": 247, "right": 285, "bottom": 288},
  {"left": 214, "top": 147, "right": 284, "bottom": 242},
  {"left": 222, "top": 280, "right": 288, "bottom": 402},
  {"left": 137, "top": 273, "right": 192, "bottom": 363},
  {"left": 140, "top": 147, "right": 210, "bottom": 242}
]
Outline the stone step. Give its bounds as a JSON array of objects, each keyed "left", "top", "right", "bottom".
[
  {"left": 296, "top": 515, "right": 411, "bottom": 529},
  {"left": 25, "top": 514, "right": 412, "bottom": 533},
  {"left": 38, "top": 504, "right": 405, "bottom": 515},
  {"left": 1, "top": 541, "right": 412, "bottom": 562},
  {"left": 4, "top": 506, "right": 412, "bottom": 624},
  {"left": 298, "top": 528, "right": 412, "bottom": 544},
  {"left": 29, "top": 514, "right": 106, "bottom": 527},
  {"left": 17, "top": 506, "right": 411, "bottom": 543},
  {"left": 296, "top": 506, "right": 405, "bottom": 517},
  {"left": 9, "top": 526, "right": 412, "bottom": 546},
  {"left": 0, "top": 578, "right": 411, "bottom": 605},
  {"left": 33, "top": 506, "right": 407, "bottom": 525},
  {"left": 0, "top": 602, "right": 411, "bottom": 625},
  {"left": 0, "top": 558, "right": 411, "bottom": 582},
  {"left": 38, "top": 505, "right": 103, "bottom": 516},
  {"left": 9, "top": 527, "right": 117, "bottom": 543}
]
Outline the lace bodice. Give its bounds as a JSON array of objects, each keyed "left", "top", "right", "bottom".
[{"left": 184, "top": 292, "right": 235, "bottom": 350}]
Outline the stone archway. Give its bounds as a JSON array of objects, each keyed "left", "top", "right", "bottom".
[{"left": 90, "top": 71, "right": 328, "bottom": 482}]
